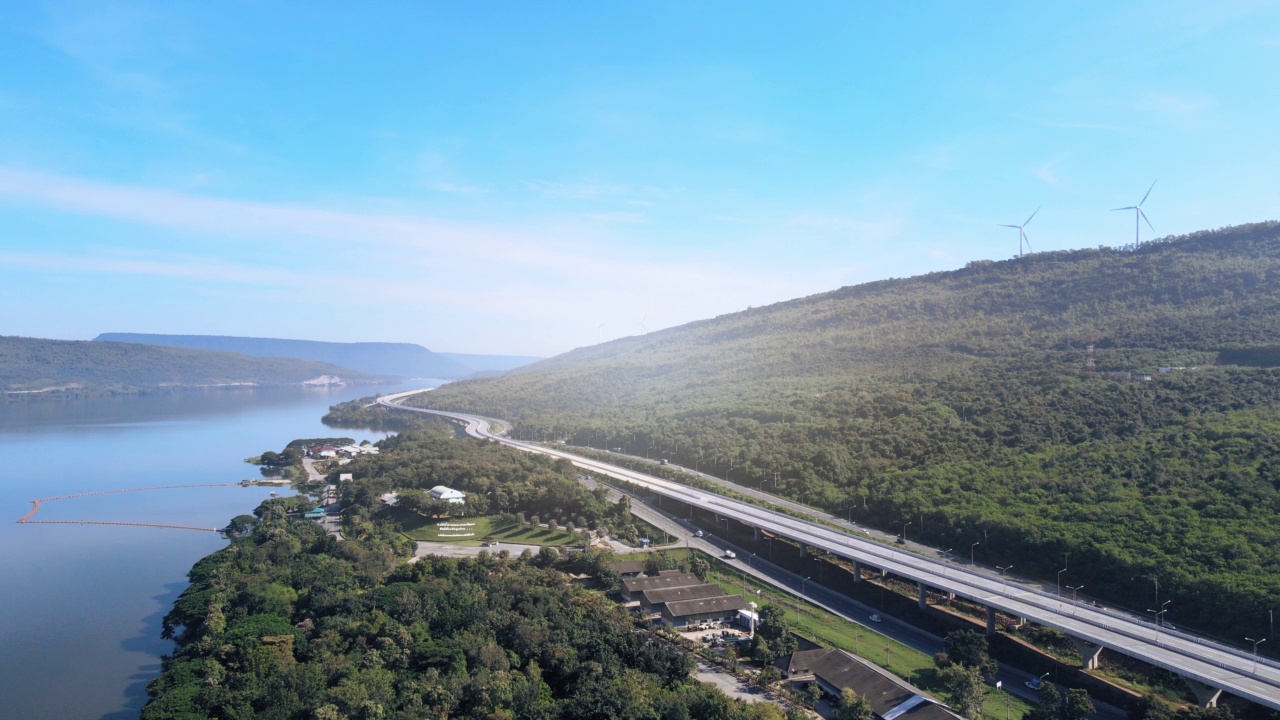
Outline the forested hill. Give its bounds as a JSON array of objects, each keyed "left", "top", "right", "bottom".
[
  {"left": 94, "top": 333, "right": 478, "bottom": 379},
  {"left": 1, "top": 336, "right": 382, "bottom": 394},
  {"left": 411, "top": 221, "right": 1280, "bottom": 639}
]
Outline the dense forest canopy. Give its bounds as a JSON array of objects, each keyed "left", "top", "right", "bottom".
[
  {"left": 0, "top": 335, "right": 384, "bottom": 393},
  {"left": 408, "top": 223, "right": 1280, "bottom": 640},
  {"left": 143, "top": 502, "right": 790, "bottom": 720}
]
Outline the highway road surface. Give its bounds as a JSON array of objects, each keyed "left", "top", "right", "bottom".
[{"left": 376, "top": 390, "right": 1280, "bottom": 711}]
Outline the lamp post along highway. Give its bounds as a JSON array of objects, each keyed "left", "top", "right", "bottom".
[
  {"left": 1067, "top": 584, "right": 1084, "bottom": 603},
  {"left": 1149, "top": 600, "right": 1172, "bottom": 642},
  {"left": 1247, "top": 637, "right": 1267, "bottom": 674},
  {"left": 998, "top": 565, "right": 1013, "bottom": 594},
  {"left": 1058, "top": 567, "right": 1068, "bottom": 597},
  {"left": 902, "top": 520, "right": 912, "bottom": 543},
  {"left": 971, "top": 541, "right": 980, "bottom": 566}
]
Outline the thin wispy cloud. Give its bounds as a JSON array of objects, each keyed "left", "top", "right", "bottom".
[
  {"left": 1034, "top": 154, "right": 1070, "bottom": 187},
  {"left": 1138, "top": 91, "right": 1214, "bottom": 119},
  {"left": 0, "top": 168, "right": 829, "bottom": 353}
]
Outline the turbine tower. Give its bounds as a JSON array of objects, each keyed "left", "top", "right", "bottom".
[
  {"left": 999, "top": 206, "right": 1041, "bottom": 257},
  {"left": 1112, "top": 181, "right": 1156, "bottom": 247}
]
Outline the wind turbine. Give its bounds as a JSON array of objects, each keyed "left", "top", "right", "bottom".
[
  {"left": 1112, "top": 181, "right": 1156, "bottom": 247},
  {"left": 999, "top": 206, "right": 1041, "bottom": 257},
  {"left": 596, "top": 322, "right": 605, "bottom": 345}
]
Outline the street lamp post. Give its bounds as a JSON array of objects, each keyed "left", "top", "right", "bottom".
[
  {"left": 1057, "top": 567, "right": 1068, "bottom": 597},
  {"left": 971, "top": 541, "right": 980, "bottom": 566},
  {"left": 997, "top": 565, "right": 1014, "bottom": 594},
  {"left": 1246, "top": 637, "right": 1266, "bottom": 674},
  {"left": 902, "top": 520, "right": 913, "bottom": 543},
  {"left": 801, "top": 576, "right": 810, "bottom": 598},
  {"left": 1066, "top": 584, "right": 1084, "bottom": 603},
  {"left": 1148, "top": 600, "right": 1172, "bottom": 642}
]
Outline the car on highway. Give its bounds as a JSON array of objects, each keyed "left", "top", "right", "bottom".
[
  {"left": 724, "top": 550, "right": 736, "bottom": 559},
  {"left": 1025, "top": 677, "right": 1045, "bottom": 691},
  {"left": 694, "top": 530, "right": 704, "bottom": 537},
  {"left": 869, "top": 614, "right": 882, "bottom": 623}
]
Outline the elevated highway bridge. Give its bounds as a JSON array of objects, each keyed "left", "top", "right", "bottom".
[{"left": 377, "top": 391, "right": 1280, "bottom": 710}]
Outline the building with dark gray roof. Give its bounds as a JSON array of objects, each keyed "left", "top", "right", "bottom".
[
  {"left": 620, "top": 572, "right": 701, "bottom": 601},
  {"left": 660, "top": 594, "right": 748, "bottom": 626},
  {"left": 639, "top": 583, "right": 726, "bottom": 612},
  {"left": 783, "top": 649, "right": 965, "bottom": 720}
]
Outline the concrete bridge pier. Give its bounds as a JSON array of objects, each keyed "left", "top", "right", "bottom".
[
  {"left": 917, "top": 582, "right": 928, "bottom": 610},
  {"left": 753, "top": 526, "right": 761, "bottom": 542},
  {"left": 851, "top": 560, "right": 862, "bottom": 583},
  {"left": 1069, "top": 638, "right": 1105, "bottom": 670},
  {"left": 985, "top": 606, "right": 997, "bottom": 637},
  {"left": 1184, "top": 679, "right": 1222, "bottom": 708},
  {"left": 798, "top": 542, "right": 808, "bottom": 558}
]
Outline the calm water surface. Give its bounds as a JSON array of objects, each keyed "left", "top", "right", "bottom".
[{"left": 0, "top": 382, "right": 434, "bottom": 719}]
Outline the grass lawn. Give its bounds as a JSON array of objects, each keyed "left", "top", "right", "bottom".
[
  {"left": 388, "top": 507, "right": 585, "bottom": 547},
  {"left": 486, "top": 518, "right": 583, "bottom": 546}
]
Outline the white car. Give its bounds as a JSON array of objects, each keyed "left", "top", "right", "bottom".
[
  {"left": 694, "top": 530, "right": 704, "bottom": 537},
  {"left": 869, "top": 614, "right": 882, "bottom": 623},
  {"left": 724, "top": 550, "right": 736, "bottom": 559}
]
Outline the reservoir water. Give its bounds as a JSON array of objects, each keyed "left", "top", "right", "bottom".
[{"left": 0, "top": 382, "right": 433, "bottom": 719}]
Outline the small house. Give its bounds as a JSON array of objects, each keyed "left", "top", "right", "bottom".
[{"left": 429, "top": 485, "right": 466, "bottom": 504}]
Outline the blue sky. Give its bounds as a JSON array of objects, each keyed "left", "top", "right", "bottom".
[{"left": 2, "top": 1, "right": 1278, "bottom": 356}]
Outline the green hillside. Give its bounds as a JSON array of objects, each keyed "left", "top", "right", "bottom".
[
  {"left": 1, "top": 335, "right": 384, "bottom": 394},
  {"left": 410, "top": 221, "right": 1280, "bottom": 640}
]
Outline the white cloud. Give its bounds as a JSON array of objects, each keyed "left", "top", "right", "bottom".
[{"left": 0, "top": 168, "right": 832, "bottom": 355}]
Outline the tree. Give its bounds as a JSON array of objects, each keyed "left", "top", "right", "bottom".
[
  {"left": 800, "top": 682, "right": 823, "bottom": 708},
  {"left": 1128, "top": 695, "right": 1174, "bottom": 720},
  {"left": 937, "top": 663, "right": 986, "bottom": 719},
  {"left": 1026, "top": 683, "right": 1062, "bottom": 720},
  {"left": 644, "top": 551, "right": 678, "bottom": 575},
  {"left": 835, "top": 688, "right": 873, "bottom": 720},
  {"left": 227, "top": 514, "right": 258, "bottom": 535},
  {"left": 756, "top": 665, "right": 782, "bottom": 687},
  {"left": 945, "top": 630, "right": 998, "bottom": 677},
  {"left": 749, "top": 635, "right": 775, "bottom": 663},
  {"left": 785, "top": 706, "right": 810, "bottom": 720},
  {"left": 689, "top": 554, "right": 711, "bottom": 581},
  {"left": 1061, "top": 689, "right": 1094, "bottom": 720}
]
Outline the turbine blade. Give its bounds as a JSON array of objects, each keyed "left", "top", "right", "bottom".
[
  {"left": 1023, "top": 230, "right": 1032, "bottom": 252},
  {"left": 1140, "top": 180, "right": 1157, "bottom": 206},
  {"left": 998, "top": 224, "right": 1020, "bottom": 228},
  {"left": 1111, "top": 206, "right": 1136, "bottom": 211},
  {"left": 1140, "top": 208, "right": 1155, "bottom": 233},
  {"left": 1024, "top": 205, "right": 1042, "bottom": 227}
]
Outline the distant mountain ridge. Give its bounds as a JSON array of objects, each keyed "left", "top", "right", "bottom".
[
  {"left": 93, "top": 334, "right": 535, "bottom": 379},
  {"left": 2, "top": 335, "right": 382, "bottom": 394}
]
